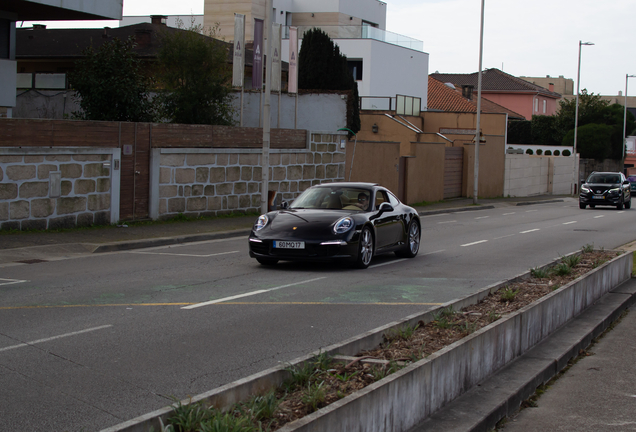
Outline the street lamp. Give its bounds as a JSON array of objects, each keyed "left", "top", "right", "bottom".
[
  {"left": 623, "top": 74, "right": 636, "bottom": 160},
  {"left": 473, "top": 0, "right": 485, "bottom": 205},
  {"left": 572, "top": 40, "right": 594, "bottom": 193}
]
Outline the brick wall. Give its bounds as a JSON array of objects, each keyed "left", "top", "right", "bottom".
[
  {"left": 154, "top": 132, "right": 347, "bottom": 218},
  {"left": 0, "top": 148, "right": 120, "bottom": 230}
]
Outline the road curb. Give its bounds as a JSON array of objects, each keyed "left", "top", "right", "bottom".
[
  {"left": 92, "top": 229, "right": 252, "bottom": 253},
  {"left": 515, "top": 199, "right": 564, "bottom": 206},
  {"left": 418, "top": 205, "right": 495, "bottom": 216}
]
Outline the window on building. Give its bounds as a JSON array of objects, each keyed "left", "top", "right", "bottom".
[
  {"left": 542, "top": 100, "right": 547, "bottom": 113},
  {"left": 0, "top": 19, "right": 10, "bottom": 59},
  {"left": 534, "top": 98, "right": 538, "bottom": 112},
  {"left": 347, "top": 60, "right": 363, "bottom": 81}
]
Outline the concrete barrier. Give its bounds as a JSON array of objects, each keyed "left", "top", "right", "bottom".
[{"left": 101, "top": 251, "right": 632, "bottom": 432}]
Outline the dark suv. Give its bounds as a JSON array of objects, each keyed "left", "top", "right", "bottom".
[{"left": 579, "top": 171, "right": 631, "bottom": 210}]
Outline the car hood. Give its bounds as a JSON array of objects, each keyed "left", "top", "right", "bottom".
[
  {"left": 270, "top": 210, "right": 355, "bottom": 231},
  {"left": 584, "top": 182, "right": 621, "bottom": 192}
]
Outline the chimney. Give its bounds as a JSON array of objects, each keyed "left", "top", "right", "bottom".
[
  {"left": 102, "top": 27, "right": 110, "bottom": 38},
  {"left": 135, "top": 29, "right": 152, "bottom": 47},
  {"left": 549, "top": 83, "right": 554, "bottom": 92},
  {"left": 151, "top": 15, "right": 167, "bottom": 25},
  {"left": 461, "top": 85, "right": 474, "bottom": 100},
  {"left": 32, "top": 24, "right": 46, "bottom": 30}
]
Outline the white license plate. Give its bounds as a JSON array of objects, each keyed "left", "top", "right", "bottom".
[
  {"left": 593, "top": 195, "right": 604, "bottom": 199},
  {"left": 273, "top": 241, "right": 305, "bottom": 249}
]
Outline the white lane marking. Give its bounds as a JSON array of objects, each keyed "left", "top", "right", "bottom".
[
  {"left": 526, "top": 210, "right": 537, "bottom": 213},
  {"left": 437, "top": 220, "right": 456, "bottom": 224},
  {"left": 421, "top": 249, "right": 445, "bottom": 256},
  {"left": 370, "top": 259, "right": 407, "bottom": 269},
  {"left": 502, "top": 212, "right": 516, "bottom": 215},
  {"left": 461, "top": 240, "right": 488, "bottom": 247},
  {"left": 182, "top": 277, "right": 327, "bottom": 309},
  {"left": 494, "top": 234, "right": 515, "bottom": 240},
  {"left": 0, "top": 325, "right": 112, "bottom": 353},
  {"left": 594, "top": 215, "right": 605, "bottom": 219},
  {"left": 520, "top": 229, "right": 540, "bottom": 234},
  {"left": 617, "top": 211, "right": 625, "bottom": 214},
  {"left": 129, "top": 251, "right": 239, "bottom": 258},
  {"left": 0, "top": 278, "right": 28, "bottom": 286},
  {"left": 475, "top": 216, "right": 489, "bottom": 220},
  {"left": 563, "top": 221, "right": 577, "bottom": 225}
]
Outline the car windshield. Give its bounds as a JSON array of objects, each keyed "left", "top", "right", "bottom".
[
  {"left": 290, "top": 186, "right": 372, "bottom": 211},
  {"left": 587, "top": 174, "right": 620, "bottom": 183}
]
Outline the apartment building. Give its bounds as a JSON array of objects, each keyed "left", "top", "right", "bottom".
[{"left": 204, "top": 0, "right": 428, "bottom": 105}]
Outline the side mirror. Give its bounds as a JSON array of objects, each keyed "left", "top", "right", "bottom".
[
  {"left": 378, "top": 202, "right": 394, "bottom": 213},
  {"left": 280, "top": 201, "right": 289, "bottom": 210}
]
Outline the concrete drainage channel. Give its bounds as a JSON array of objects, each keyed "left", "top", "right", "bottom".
[{"left": 102, "top": 251, "right": 633, "bottom": 432}]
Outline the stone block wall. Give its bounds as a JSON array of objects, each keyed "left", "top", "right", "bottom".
[
  {"left": 0, "top": 149, "right": 119, "bottom": 230},
  {"left": 154, "top": 132, "right": 347, "bottom": 218}
]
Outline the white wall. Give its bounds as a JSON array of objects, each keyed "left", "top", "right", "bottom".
[
  {"left": 336, "top": 38, "right": 428, "bottom": 101},
  {"left": 283, "top": 0, "right": 386, "bottom": 28},
  {"left": 504, "top": 154, "right": 578, "bottom": 197}
]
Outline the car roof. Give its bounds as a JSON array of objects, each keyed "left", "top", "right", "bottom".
[{"left": 312, "top": 182, "right": 380, "bottom": 189}]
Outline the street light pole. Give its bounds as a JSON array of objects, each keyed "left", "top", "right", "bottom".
[
  {"left": 473, "top": 0, "right": 485, "bottom": 205},
  {"left": 573, "top": 40, "right": 594, "bottom": 193},
  {"left": 623, "top": 74, "right": 636, "bottom": 161}
]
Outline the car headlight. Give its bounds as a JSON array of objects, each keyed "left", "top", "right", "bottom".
[
  {"left": 609, "top": 188, "right": 620, "bottom": 194},
  {"left": 255, "top": 215, "right": 268, "bottom": 231},
  {"left": 333, "top": 217, "right": 354, "bottom": 234},
  {"left": 580, "top": 186, "right": 591, "bottom": 193}
]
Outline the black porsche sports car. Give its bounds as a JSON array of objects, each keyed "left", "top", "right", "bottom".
[{"left": 248, "top": 182, "right": 421, "bottom": 269}]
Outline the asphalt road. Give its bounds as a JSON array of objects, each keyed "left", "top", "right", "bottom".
[{"left": 2, "top": 198, "right": 635, "bottom": 431}]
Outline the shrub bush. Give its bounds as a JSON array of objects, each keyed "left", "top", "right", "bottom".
[
  {"left": 562, "top": 149, "right": 571, "bottom": 156},
  {"left": 536, "top": 149, "right": 543, "bottom": 155},
  {"left": 545, "top": 150, "right": 552, "bottom": 155},
  {"left": 525, "top": 148, "right": 534, "bottom": 155},
  {"left": 554, "top": 150, "right": 560, "bottom": 156}
]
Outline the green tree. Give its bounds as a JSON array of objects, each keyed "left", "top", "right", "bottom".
[
  {"left": 156, "top": 23, "right": 234, "bottom": 125},
  {"left": 562, "top": 124, "right": 614, "bottom": 159},
  {"left": 507, "top": 120, "right": 531, "bottom": 144},
  {"left": 69, "top": 37, "right": 156, "bottom": 122},
  {"left": 530, "top": 115, "right": 561, "bottom": 146},
  {"left": 298, "top": 28, "right": 360, "bottom": 135}
]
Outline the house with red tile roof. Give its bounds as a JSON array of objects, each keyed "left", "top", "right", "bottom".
[
  {"left": 427, "top": 76, "right": 525, "bottom": 120},
  {"left": 430, "top": 68, "right": 561, "bottom": 120}
]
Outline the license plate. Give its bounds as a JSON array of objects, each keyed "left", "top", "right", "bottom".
[
  {"left": 273, "top": 241, "right": 305, "bottom": 249},
  {"left": 593, "top": 195, "right": 604, "bottom": 199}
]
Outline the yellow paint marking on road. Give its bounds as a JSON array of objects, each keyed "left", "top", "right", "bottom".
[{"left": 1, "top": 301, "right": 443, "bottom": 310}]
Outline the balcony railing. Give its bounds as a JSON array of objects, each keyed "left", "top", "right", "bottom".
[{"left": 284, "top": 25, "right": 423, "bottom": 52}]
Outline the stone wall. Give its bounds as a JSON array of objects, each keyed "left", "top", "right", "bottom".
[
  {"left": 153, "top": 132, "right": 347, "bottom": 218},
  {"left": 0, "top": 148, "right": 121, "bottom": 230},
  {"left": 503, "top": 153, "right": 579, "bottom": 197}
]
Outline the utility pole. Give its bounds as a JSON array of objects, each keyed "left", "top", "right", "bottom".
[{"left": 261, "top": 0, "right": 273, "bottom": 214}]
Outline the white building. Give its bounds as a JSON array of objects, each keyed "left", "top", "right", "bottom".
[
  {"left": 1, "top": 0, "right": 123, "bottom": 117},
  {"left": 204, "top": 0, "right": 428, "bottom": 106}
]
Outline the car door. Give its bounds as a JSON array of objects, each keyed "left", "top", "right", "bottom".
[{"left": 372, "top": 190, "right": 402, "bottom": 250}]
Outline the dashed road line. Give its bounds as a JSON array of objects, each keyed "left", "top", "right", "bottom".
[
  {"left": 526, "top": 210, "right": 538, "bottom": 213},
  {"left": 370, "top": 259, "right": 407, "bottom": 268},
  {"left": 563, "top": 221, "right": 577, "bottom": 225},
  {"left": 461, "top": 240, "right": 488, "bottom": 247},
  {"left": 182, "top": 277, "right": 327, "bottom": 309},
  {"left": 594, "top": 215, "right": 605, "bottom": 219},
  {"left": 0, "top": 325, "right": 112, "bottom": 353},
  {"left": 502, "top": 212, "right": 516, "bottom": 215},
  {"left": 475, "top": 216, "right": 490, "bottom": 220},
  {"left": 494, "top": 234, "right": 516, "bottom": 240},
  {"left": 520, "top": 229, "right": 540, "bottom": 234},
  {"left": 437, "top": 220, "right": 456, "bottom": 224}
]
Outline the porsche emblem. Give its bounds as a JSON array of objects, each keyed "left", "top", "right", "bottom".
[{"left": 293, "top": 227, "right": 297, "bottom": 230}]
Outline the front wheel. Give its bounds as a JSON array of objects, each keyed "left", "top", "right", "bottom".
[
  {"left": 617, "top": 198, "right": 624, "bottom": 210},
  {"left": 626, "top": 198, "right": 632, "bottom": 209},
  {"left": 354, "top": 226, "right": 374, "bottom": 269},
  {"left": 395, "top": 220, "right": 420, "bottom": 258},
  {"left": 579, "top": 202, "right": 586, "bottom": 209}
]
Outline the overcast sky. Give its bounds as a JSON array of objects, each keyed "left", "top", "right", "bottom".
[{"left": 24, "top": 0, "right": 636, "bottom": 97}]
